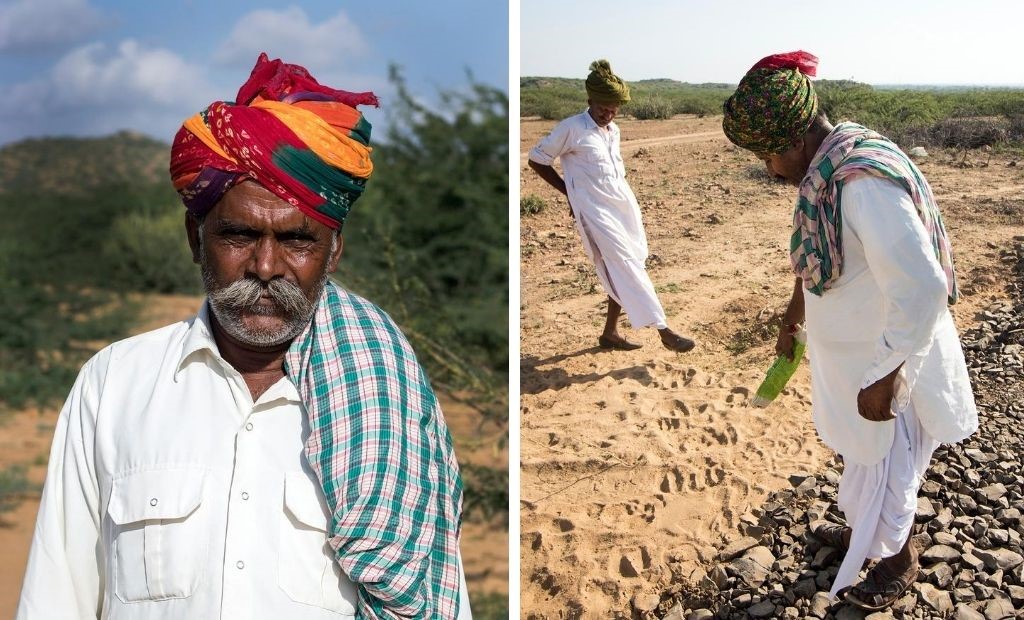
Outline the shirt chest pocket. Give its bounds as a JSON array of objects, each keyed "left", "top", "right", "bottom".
[
  {"left": 279, "top": 471, "right": 358, "bottom": 616},
  {"left": 576, "top": 141, "right": 618, "bottom": 181},
  {"left": 107, "top": 468, "right": 208, "bottom": 603}
]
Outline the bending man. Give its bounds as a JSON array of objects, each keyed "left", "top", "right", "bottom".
[{"left": 723, "top": 51, "right": 977, "bottom": 610}]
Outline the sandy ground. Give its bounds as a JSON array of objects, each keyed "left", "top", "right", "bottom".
[
  {"left": 0, "top": 294, "right": 507, "bottom": 617},
  {"left": 519, "top": 114, "right": 1024, "bottom": 618}
]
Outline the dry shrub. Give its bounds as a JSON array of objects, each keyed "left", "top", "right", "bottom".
[{"left": 928, "top": 117, "right": 1009, "bottom": 149}]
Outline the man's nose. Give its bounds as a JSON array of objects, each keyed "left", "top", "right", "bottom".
[{"left": 249, "top": 237, "right": 285, "bottom": 281}]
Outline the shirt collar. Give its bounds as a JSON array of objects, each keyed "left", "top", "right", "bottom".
[
  {"left": 174, "top": 301, "right": 303, "bottom": 405},
  {"left": 176, "top": 300, "right": 218, "bottom": 380},
  {"left": 581, "top": 109, "right": 599, "bottom": 130}
]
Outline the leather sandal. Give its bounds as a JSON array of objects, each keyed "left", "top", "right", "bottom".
[
  {"left": 845, "top": 561, "right": 919, "bottom": 611},
  {"left": 810, "top": 521, "right": 851, "bottom": 550},
  {"left": 598, "top": 335, "right": 642, "bottom": 351}
]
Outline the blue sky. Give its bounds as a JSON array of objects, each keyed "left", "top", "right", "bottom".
[
  {"left": 521, "top": 0, "right": 1024, "bottom": 86},
  {"left": 0, "top": 0, "right": 508, "bottom": 145}
]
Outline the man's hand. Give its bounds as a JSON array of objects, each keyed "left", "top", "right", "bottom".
[
  {"left": 856, "top": 366, "right": 902, "bottom": 422},
  {"left": 775, "top": 327, "right": 795, "bottom": 361}
]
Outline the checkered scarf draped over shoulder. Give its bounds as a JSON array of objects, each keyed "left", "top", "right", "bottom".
[
  {"left": 284, "top": 281, "right": 464, "bottom": 618},
  {"left": 792, "top": 122, "right": 959, "bottom": 304}
]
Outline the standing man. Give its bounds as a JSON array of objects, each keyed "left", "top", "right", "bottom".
[
  {"left": 722, "top": 51, "right": 977, "bottom": 610},
  {"left": 17, "top": 53, "right": 470, "bottom": 620},
  {"left": 528, "top": 60, "right": 695, "bottom": 352}
]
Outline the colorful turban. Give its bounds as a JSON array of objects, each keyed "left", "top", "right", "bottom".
[
  {"left": 585, "top": 59, "right": 631, "bottom": 105},
  {"left": 723, "top": 51, "right": 819, "bottom": 154},
  {"left": 170, "top": 53, "right": 378, "bottom": 230}
]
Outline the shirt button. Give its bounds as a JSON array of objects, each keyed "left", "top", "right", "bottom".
[
  {"left": 241, "top": 491, "right": 250, "bottom": 500},
  {"left": 245, "top": 422, "right": 254, "bottom": 431},
  {"left": 236, "top": 561, "right": 245, "bottom": 570},
  {"left": 150, "top": 498, "right": 158, "bottom": 507}
]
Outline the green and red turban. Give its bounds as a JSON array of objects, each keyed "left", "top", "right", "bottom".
[
  {"left": 585, "top": 59, "right": 630, "bottom": 105},
  {"left": 170, "top": 53, "right": 378, "bottom": 230},
  {"left": 723, "top": 51, "right": 819, "bottom": 154}
]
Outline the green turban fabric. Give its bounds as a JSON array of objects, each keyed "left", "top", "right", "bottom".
[
  {"left": 722, "top": 51, "right": 820, "bottom": 154},
  {"left": 585, "top": 59, "right": 630, "bottom": 105}
]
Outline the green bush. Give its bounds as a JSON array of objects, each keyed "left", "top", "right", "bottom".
[
  {"left": 521, "top": 76, "right": 732, "bottom": 121},
  {"left": 626, "top": 97, "right": 673, "bottom": 120},
  {"left": 337, "top": 68, "right": 508, "bottom": 410},
  {"left": 469, "top": 592, "right": 509, "bottom": 620},
  {"left": 0, "top": 465, "right": 33, "bottom": 513},
  {"left": 461, "top": 464, "right": 509, "bottom": 524},
  {"left": 520, "top": 194, "right": 546, "bottom": 216},
  {"left": 103, "top": 209, "right": 201, "bottom": 294}
]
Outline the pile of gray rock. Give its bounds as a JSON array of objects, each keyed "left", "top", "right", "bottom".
[{"left": 652, "top": 240, "right": 1024, "bottom": 619}]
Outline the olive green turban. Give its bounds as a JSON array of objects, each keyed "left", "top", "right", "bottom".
[
  {"left": 722, "top": 51, "right": 820, "bottom": 154},
  {"left": 585, "top": 59, "right": 630, "bottom": 105}
]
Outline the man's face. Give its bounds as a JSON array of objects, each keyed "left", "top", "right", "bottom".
[
  {"left": 588, "top": 100, "right": 619, "bottom": 127},
  {"left": 186, "top": 181, "right": 343, "bottom": 349},
  {"left": 757, "top": 142, "right": 809, "bottom": 187}
]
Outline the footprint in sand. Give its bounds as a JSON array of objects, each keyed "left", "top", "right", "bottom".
[
  {"left": 703, "top": 457, "right": 727, "bottom": 487},
  {"left": 659, "top": 466, "right": 686, "bottom": 494},
  {"left": 725, "top": 386, "right": 750, "bottom": 404},
  {"left": 527, "top": 531, "right": 544, "bottom": 551},
  {"left": 553, "top": 517, "right": 575, "bottom": 533},
  {"left": 658, "top": 416, "right": 682, "bottom": 431}
]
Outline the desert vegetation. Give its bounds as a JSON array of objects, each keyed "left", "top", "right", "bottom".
[{"left": 522, "top": 76, "right": 1024, "bottom": 150}]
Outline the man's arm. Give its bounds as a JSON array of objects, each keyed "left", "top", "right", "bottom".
[
  {"left": 775, "top": 276, "right": 805, "bottom": 361},
  {"left": 527, "top": 119, "right": 574, "bottom": 218},
  {"left": 16, "top": 360, "right": 103, "bottom": 619},
  {"left": 526, "top": 160, "right": 573, "bottom": 218},
  {"left": 845, "top": 177, "right": 949, "bottom": 422}
]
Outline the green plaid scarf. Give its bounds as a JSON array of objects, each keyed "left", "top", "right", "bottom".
[
  {"left": 284, "top": 281, "right": 463, "bottom": 618},
  {"left": 792, "top": 122, "right": 959, "bottom": 303}
]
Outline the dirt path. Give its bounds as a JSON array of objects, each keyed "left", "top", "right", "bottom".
[{"left": 519, "top": 114, "right": 1024, "bottom": 618}]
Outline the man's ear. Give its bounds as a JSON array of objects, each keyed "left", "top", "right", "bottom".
[
  {"left": 327, "top": 233, "right": 344, "bottom": 273},
  {"left": 185, "top": 213, "right": 202, "bottom": 264}
]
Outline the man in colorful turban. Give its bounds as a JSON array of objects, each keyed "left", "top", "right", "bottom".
[
  {"left": 17, "top": 53, "right": 470, "bottom": 620},
  {"left": 724, "top": 52, "right": 977, "bottom": 610},
  {"left": 528, "top": 59, "right": 695, "bottom": 353}
]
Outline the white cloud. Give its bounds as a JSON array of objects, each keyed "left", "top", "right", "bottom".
[
  {"left": 50, "top": 40, "right": 214, "bottom": 107},
  {"left": 214, "top": 7, "right": 368, "bottom": 71},
  {"left": 0, "top": 0, "right": 106, "bottom": 52},
  {"left": 0, "top": 40, "right": 217, "bottom": 144}
]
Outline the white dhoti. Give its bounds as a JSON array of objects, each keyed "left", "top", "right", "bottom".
[
  {"left": 528, "top": 110, "right": 668, "bottom": 330},
  {"left": 830, "top": 400, "right": 940, "bottom": 598},
  {"left": 575, "top": 212, "right": 667, "bottom": 330}
]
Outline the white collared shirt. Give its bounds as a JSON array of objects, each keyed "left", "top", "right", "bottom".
[{"left": 16, "top": 304, "right": 470, "bottom": 619}]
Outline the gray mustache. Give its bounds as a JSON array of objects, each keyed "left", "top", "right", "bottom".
[{"left": 208, "top": 277, "right": 309, "bottom": 316}]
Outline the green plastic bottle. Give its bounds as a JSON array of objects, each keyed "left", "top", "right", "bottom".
[{"left": 752, "top": 326, "right": 806, "bottom": 407}]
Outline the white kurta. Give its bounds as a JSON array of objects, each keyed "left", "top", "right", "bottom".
[
  {"left": 17, "top": 304, "right": 472, "bottom": 620},
  {"left": 529, "top": 110, "right": 667, "bottom": 329},
  {"left": 804, "top": 176, "right": 977, "bottom": 467}
]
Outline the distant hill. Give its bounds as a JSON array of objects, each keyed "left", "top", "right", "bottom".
[
  {"left": 0, "top": 131, "right": 170, "bottom": 195},
  {"left": 520, "top": 76, "right": 733, "bottom": 120},
  {"left": 0, "top": 131, "right": 185, "bottom": 292}
]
